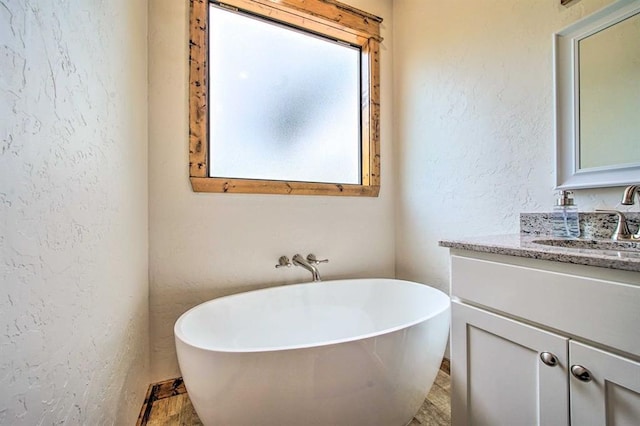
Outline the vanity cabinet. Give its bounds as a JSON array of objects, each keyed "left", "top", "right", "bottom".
[{"left": 449, "top": 251, "right": 640, "bottom": 426}]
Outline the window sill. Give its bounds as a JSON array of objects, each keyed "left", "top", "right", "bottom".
[{"left": 190, "top": 177, "right": 380, "bottom": 197}]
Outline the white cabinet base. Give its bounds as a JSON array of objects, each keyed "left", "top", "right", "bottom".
[
  {"left": 452, "top": 302, "right": 569, "bottom": 426},
  {"left": 449, "top": 251, "right": 640, "bottom": 426}
]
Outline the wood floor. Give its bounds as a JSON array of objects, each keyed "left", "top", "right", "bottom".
[{"left": 137, "top": 361, "right": 451, "bottom": 426}]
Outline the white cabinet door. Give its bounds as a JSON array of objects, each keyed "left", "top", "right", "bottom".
[
  {"left": 570, "top": 341, "right": 640, "bottom": 426},
  {"left": 451, "top": 301, "right": 569, "bottom": 426}
]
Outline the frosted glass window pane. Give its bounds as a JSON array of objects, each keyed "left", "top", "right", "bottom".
[{"left": 209, "top": 5, "right": 361, "bottom": 184}]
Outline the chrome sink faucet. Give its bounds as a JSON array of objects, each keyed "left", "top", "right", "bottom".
[
  {"left": 622, "top": 185, "right": 640, "bottom": 206},
  {"left": 620, "top": 185, "right": 640, "bottom": 240}
]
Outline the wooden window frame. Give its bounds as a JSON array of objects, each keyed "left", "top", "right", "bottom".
[{"left": 189, "top": 0, "right": 382, "bottom": 196}]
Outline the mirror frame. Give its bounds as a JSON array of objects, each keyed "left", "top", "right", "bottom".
[{"left": 554, "top": 0, "right": 640, "bottom": 189}]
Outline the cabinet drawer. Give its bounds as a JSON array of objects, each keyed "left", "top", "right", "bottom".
[{"left": 451, "top": 255, "right": 640, "bottom": 357}]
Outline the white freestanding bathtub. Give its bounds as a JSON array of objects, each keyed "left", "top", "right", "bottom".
[{"left": 174, "top": 279, "right": 450, "bottom": 426}]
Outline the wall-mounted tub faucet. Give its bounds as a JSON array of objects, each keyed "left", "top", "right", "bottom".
[
  {"left": 292, "top": 253, "right": 323, "bottom": 282},
  {"left": 275, "top": 254, "right": 329, "bottom": 282}
]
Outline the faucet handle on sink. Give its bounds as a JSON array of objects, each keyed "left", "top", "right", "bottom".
[{"left": 595, "top": 209, "right": 633, "bottom": 240}]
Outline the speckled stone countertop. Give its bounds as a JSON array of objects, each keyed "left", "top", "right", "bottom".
[{"left": 439, "top": 213, "right": 640, "bottom": 273}]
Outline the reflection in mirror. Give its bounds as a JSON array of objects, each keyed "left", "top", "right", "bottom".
[{"left": 578, "top": 12, "right": 640, "bottom": 170}]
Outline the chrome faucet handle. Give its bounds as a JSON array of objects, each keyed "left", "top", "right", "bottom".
[
  {"left": 306, "top": 254, "right": 329, "bottom": 265},
  {"left": 275, "top": 256, "right": 292, "bottom": 268},
  {"left": 596, "top": 209, "right": 633, "bottom": 240}
]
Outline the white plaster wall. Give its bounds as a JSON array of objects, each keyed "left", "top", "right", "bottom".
[
  {"left": 393, "top": 0, "right": 629, "bottom": 294},
  {"left": 149, "top": 0, "right": 395, "bottom": 380},
  {"left": 0, "top": 1, "right": 148, "bottom": 424}
]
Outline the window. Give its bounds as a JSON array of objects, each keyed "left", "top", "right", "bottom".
[{"left": 189, "top": 0, "right": 382, "bottom": 196}]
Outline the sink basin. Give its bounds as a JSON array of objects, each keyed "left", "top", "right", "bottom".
[{"left": 533, "top": 238, "right": 640, "bottom": 252}]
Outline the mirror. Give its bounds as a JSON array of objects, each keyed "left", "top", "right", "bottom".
[{"left": 555, "top": 0, "right": 640, "bottom": 189}]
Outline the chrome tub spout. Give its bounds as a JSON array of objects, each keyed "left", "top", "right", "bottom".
[{"left": 292, "top": 254, "right": 321, "bottom": 282}]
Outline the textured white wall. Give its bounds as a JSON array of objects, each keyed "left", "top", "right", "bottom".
[
  {"left": 393, "top": 0, "right": 629, "bottom": 294},
  {"left": 0, "top": 1, "right": 148, "bottom": 425},
  {"left": 148, "top": 0, "right": 395, "bottom": 380}
]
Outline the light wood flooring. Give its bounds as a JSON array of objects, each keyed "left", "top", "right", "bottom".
[{"left": 137, "top": 361, "right": 451, "bottom": 426}]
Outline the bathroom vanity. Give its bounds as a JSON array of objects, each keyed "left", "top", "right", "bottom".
[{"left": 440, "top": 229, "right": 640, "bottom": 425}]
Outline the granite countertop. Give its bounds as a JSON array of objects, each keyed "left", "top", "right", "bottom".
[
  {"left": 439, "top": 212, "right": 640, "bottom": 273},
  {"left": 439, "top": 234, "right": 640, "bottom": 272}
]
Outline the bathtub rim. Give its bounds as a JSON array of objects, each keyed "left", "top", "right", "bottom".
[{"left": 174, "top": 278, "right": 450, "bottom": 354}]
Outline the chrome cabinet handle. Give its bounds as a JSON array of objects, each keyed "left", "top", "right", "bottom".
[
  {"left": 306, "top": 254, "right": 329, "bottom": 265},
  {"left": 275, "top": 256, "right": 292, "bottom": 268},
  {"left": 571, "top": 365, "right": 593, "bottom": 382},
  {"left": 540, "top": 352, "right": 558, "bottom": 367}
]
